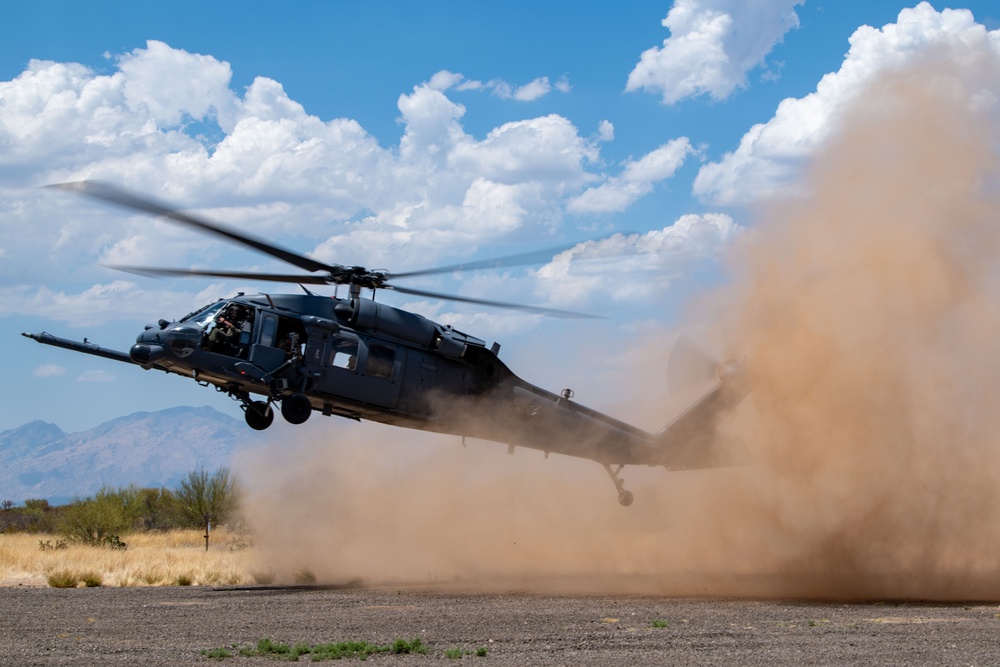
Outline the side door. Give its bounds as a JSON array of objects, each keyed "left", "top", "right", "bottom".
[
  {"left": 312, "top": 331, "right": 404, "bottom": 408},
  {"left": 248, "top": 311, "right": 287, "bottom": 373}
]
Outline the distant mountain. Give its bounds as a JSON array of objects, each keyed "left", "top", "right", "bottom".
[{"left": 0, "top": 406, "right": 265, "bottom": 505}]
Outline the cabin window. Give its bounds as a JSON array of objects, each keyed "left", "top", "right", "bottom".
[
  {"left": 272, "top": 315, "right": 307, "bottom": 357},
  {"left": 330, "top": 336, "right": 359, "bottom": 371},
  {"left": 365, "top": 345, "right": 395, "bottom": 379},
  {"left": 259, "top": 314, "right": 278, "bottom": 348}
]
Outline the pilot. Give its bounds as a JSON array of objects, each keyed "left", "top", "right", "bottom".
[{"left": 209, "top": 306, "right": 241, "bottom": 353}]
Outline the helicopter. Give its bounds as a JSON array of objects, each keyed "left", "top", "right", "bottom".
[{"left": 23, "top": 181, "right": 749, "bottom": 506}]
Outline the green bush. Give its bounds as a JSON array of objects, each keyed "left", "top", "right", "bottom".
[
  {"left": 57, "top": 486, "right": 141, "bottom": 547},
  {"left": 1, "top": 501, "right": 59, "bottom": 534},
  {"left": 135, "top": 487, "right": 181, "bottom": 531},
  {"left": 175, "top": 467, "right": 241, "bottom": 528}
]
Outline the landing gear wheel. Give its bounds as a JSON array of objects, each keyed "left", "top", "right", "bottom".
[
  {"left": 245, "top": 401, "right": 274, "bottom": 430},
  {"left": 603, "top": 463, "right": 634, "bottom": 508},
  {"left": 281, "top": 393, "right": 312, "bottom": 425}
]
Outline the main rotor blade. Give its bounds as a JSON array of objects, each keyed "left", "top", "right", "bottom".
[
  {"left": 389, "top": 243, "right": 579, "bottom": 280},
  {"left": 48, "top": 181, "right": 335, "bottom": 275},
  {"left": 106, "top": 265, "right": 334, "bottom": 285},
  {"left": 384, "top": 284, "right": 601, "bottom": 319}
]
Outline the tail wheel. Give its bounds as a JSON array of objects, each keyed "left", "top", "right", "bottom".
[
  {"left": 603, "top": 463, "right": 634, "bottom": 508},
  {"left": 281, "top": 392, "right": 312, "bottom": 425},
  {"left": 245, "top": 401, "right": 274, "bottom": 430}
]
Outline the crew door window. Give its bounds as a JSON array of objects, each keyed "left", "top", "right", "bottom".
[{"left": 330, "top": 336, "right": 359, "bottom": 371}]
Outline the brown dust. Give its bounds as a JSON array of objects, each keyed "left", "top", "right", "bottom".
[{"left": 241, "top": 60, "right": 1000, "bottom": 600}]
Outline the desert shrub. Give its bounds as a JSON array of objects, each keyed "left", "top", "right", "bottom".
[
  {"left": 175, "top": 467, "right": 241, "bottom": 528},
  {"left": 2, "top": 500, "right": 59, "bottom": 534},
  {"left": 80, "top": 572, "right": 103, "bottom": 587},
  {"left": 57, "top": 486, "right": 141, "bottom": 547},
  {"left": 47, "top": 570, "right": 78, "bottom": 588},
  {"left": 24, "top": 499, "right": 49, "bottom": 511},
  {"left": 292, "top": 568, "right": 316, "bottom": 584},
  {"left": 38, "top": 539, "right": 68, "bottom": 551},
  {"left": 251, "top": 570, "right": 275, "bottom": 585},
  {"left": 135, "top": 487, "right": 181, "bottom": 531}
]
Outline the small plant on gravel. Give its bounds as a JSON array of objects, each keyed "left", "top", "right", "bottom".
[
  {"left": 200, "top": 647, "right": 233, "bottom": 660},
  {"left": 311, "top": 640, "right": 386, "bottom": 660},
  {"left": 209, "top": 637, "right": 430, "bottom": 661},
  {"left": 80, "top": 571, "right": 103, "bottom": 587},
  {"left": 651, "top": 619, "right": 670, "bottom": 628},
  {"left": 292, "top": 568, "right": 317, "bottom": 584},
  {"left": 443, "top": 646, "right": 488, "bottom": 659},
  {"left": 47, "top": 570, "right": 78, "bottom": 588},
  {"left": 251, "top": 570, "right": 275, "bottom": 585},
  {"left": 142, "top": 569, "right": 164, "bottom": 585},
  {"left": 391, "top": 638, "right": 428, "bottom": 654}
]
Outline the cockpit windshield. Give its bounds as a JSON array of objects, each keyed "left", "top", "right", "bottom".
[{"left": 181, "top": 302, "right": 226, "bottom": 328}]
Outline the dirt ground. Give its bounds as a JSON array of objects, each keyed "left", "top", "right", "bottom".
[{"left": 2, "top": 581, "right": 1000, "bottom": 666}]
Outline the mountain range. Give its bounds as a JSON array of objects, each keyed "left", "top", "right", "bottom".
[{"left": 0, "top": 406, "right": 265, "bottom": 505}]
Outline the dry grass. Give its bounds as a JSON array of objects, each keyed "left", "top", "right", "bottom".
[{"left": 0, "top": 530, "right": 264, "bottom": 587}]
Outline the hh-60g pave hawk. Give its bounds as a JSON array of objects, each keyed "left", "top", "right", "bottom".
[{"left": 23, "top": 181, "right": 749, "bottom": 506}]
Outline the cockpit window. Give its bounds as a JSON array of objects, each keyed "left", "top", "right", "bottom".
[{"left": 182, "top": 302, "right": 226, "bottom": 327}]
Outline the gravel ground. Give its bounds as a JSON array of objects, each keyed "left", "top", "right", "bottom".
[{"left": 2, "top": 583, "right": 999, "bottom": 666}]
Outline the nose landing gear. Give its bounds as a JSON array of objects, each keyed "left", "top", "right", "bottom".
[{"left": 603, "top": 463, "right": 634, "bottom": 507}]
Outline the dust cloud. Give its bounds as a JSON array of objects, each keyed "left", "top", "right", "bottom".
[{"left": 240, "top": 57, "right": 1000, "bottom": 600}]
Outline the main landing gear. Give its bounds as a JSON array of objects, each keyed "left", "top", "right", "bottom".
[
  {"left": 240, "top": 392, "right": 312, "bottom": 430},
  {"left": 603, "top": 463, "right": 634, "bottom": 507},
  {"left": 281, "top": 393, "right": 312, "bottom": 425},
  {"left": 243, "top": 400, "right": 273, "bottom": 431}
]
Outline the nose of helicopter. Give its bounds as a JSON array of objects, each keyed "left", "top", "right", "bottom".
[{"left": 130, "top": 322, "right": 202, "bottom": 363}]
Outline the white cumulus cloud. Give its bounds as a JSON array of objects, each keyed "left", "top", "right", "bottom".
[
  {"left": 693, "top": 3, "right": 1000, "bottom": 206},
  {"left": 0, "top": 41, "right": 724, "bottom": 326},
  {"left": 536, "top": 213, "right": 741, "bottom": 304},
  {"left": 568, "top": 138, "right": 694, "bottom": 214},
  {"left": 626, "top": 0, "right": 804, "bottom": 105},
  {"left": 77, "top": 369, "right": 115, "bottom": 382},
  {"left": 33, "top": 364, "right": 66, "bottom": 378}
]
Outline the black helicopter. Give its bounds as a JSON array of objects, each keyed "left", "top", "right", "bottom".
[{"left": 23, "top": 181, "right": 749, "bottom": 506}]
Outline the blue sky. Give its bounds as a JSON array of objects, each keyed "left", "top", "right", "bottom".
[{"left": 2, "top": 1, "right": 999, "bottom": 433}]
